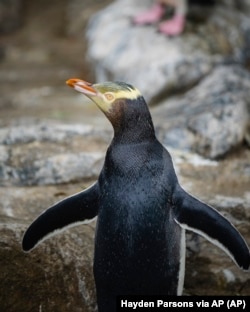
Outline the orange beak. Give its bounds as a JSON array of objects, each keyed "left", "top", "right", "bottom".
[{"left": 66, "top": 78, "right": 97, "bottom": 96}]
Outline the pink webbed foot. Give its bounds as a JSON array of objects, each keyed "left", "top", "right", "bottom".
[
  {"left": 133, "top": 3, "right": 166, "bottom": 25},
  {"left": 158, "top": 14, "right": 185, "bottom": 36}
]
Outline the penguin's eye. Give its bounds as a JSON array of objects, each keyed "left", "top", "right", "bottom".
[{"left": 104, "top": 92, "right": 115, "bottom": 101}]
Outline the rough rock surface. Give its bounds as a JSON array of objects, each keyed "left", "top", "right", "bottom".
[
  {"left": 153, "top": 65, "right": 250, "bottom": 158},
  {"left": 0, "top": 218, "right": 97, "bottom": 312},
  {"left": 0, "top": 123, "right": 108, "bottom": 186}
]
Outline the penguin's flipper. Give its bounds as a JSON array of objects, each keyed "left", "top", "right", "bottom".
[
  {"left": 173, "top": 185, "right": 250, "bottom": 271},
  {"left": 22, "top": 182, "right": 99, "bottom": 252}
]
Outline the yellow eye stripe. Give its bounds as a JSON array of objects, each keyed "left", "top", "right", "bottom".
[
  {"left": 111, "top": 88, "right": 141, "bottom": 101},
  {"left": 94, "top": 82, "right": 142, "bottom": 101}
]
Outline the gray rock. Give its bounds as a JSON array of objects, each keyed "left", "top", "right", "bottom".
[
  {"left": 0, "top": 123, "right": 108, "bottom": 186},
  {"left": 0, "top": 123, "right": 94, "bottom": 145},
  {"left": 87, "top": 0, "right": 250, "bottom": 102},
  {"left": 153, "top": 66, "right": 250, "bottom": 158},
  {"left": 26, "top": 152, "right": 103, "bottom": 185}
]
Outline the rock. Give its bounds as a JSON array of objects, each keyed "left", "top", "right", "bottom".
[
  {"left": 20, "top": 151, "right": 103, "bottom": 186},
  {"left": 0, "top": 217, "right": 97, "bottom": 312},
  {"left": 0, "top": 0, "right": 22, "bottom": 34},
  {"left": 153, "top": 66, "right": 250, "bottom": 158},
  {"left": 0, "top": 123, "right": 109, "bottom": 186},
  {"left": 0, "top": 123, "right": 94, "bottom": 145},
  {"left": 87, "top": 0, "right": 250, "bottom": 102}
]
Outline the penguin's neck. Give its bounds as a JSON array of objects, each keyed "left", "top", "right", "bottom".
[{"left": 111, "top": 97, "right": 156, "bottom": 145}]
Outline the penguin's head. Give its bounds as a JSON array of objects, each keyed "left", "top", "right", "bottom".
[
  {"left": 66, "top": 78, "right": 155, "bottom": 140},
  {"left": 66, "top": 78, "right": 141, "bottom": 113}
]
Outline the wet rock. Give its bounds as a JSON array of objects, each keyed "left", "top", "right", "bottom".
[
  {"left": 0, "top": 0, "right": 22, "bottom": 34},
  {"left": 153, "top": 66, "right": 250, "bottom": 158},
  {"left": 87, "top": 0, "right": 250, "bottom": 102}
]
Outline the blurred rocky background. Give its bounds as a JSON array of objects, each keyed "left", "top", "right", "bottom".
[{"left": 0, "top": 0, "right": 250, "bottom": 311}]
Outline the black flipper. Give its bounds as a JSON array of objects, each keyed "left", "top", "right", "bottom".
[
  {"left": 22, "top": 182, "right": 100, "bottom": 252},
  {"left": 173, "top": 184, "right": 250, "bottom": 270}
]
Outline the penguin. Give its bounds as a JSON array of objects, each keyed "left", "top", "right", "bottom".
[{"left": 22, "top": 79, "right": 250, "bottom": 312}]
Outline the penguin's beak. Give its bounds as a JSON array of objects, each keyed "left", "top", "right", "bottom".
[{"left": 66, "top": 78, "right": 97, "bottom": 96}]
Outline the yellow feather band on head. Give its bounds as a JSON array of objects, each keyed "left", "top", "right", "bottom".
[{"left": 94, "top": 82, "right": 142, "bottom": 101}]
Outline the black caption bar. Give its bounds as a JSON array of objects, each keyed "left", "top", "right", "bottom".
[{"left": 116, "top": 296, "right": 250, "bottom": 311}]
